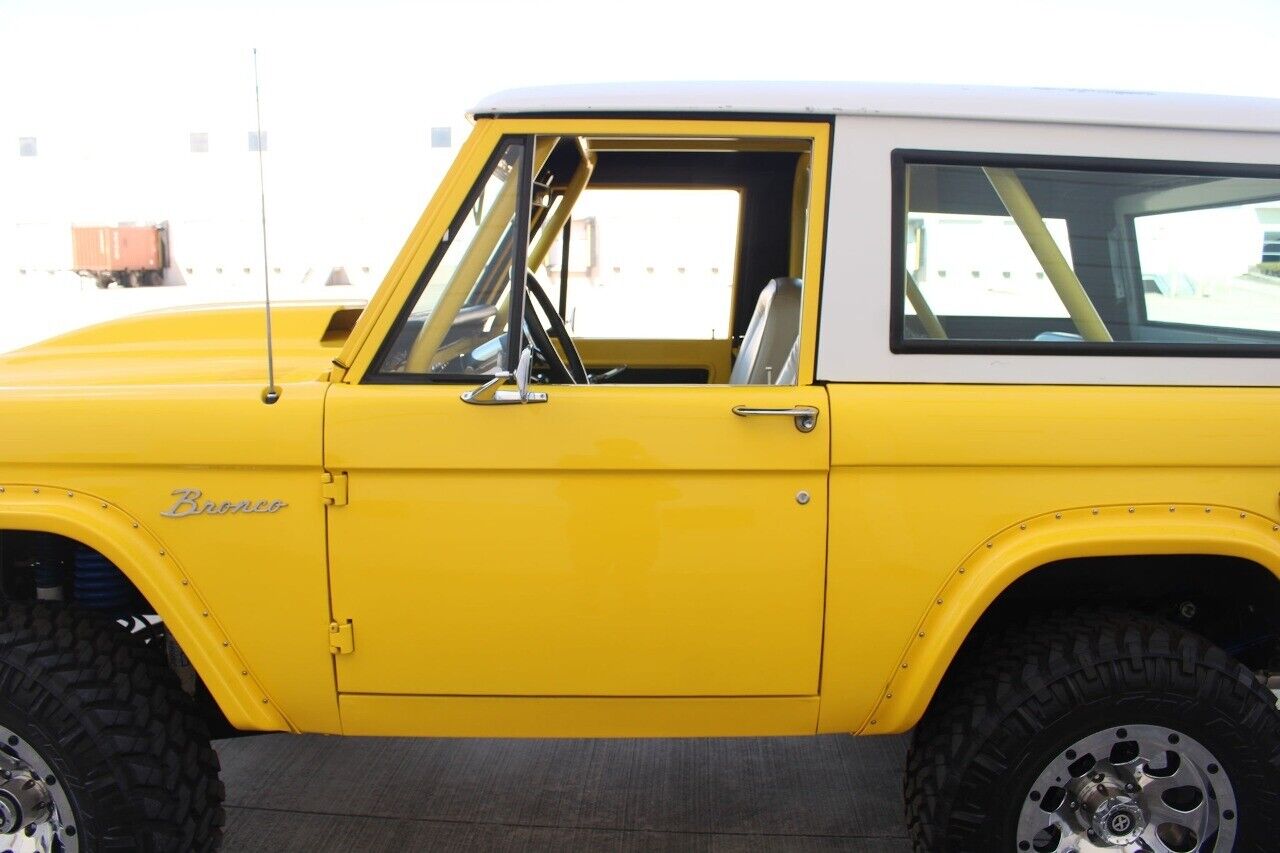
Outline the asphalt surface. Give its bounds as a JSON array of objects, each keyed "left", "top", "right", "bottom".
[{"left": 215, "top": 733, "right": 912, "bottom": 851}]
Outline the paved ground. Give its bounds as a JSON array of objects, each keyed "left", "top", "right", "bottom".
[{"left": 215, "top": 733, "right": 912, "bottom": 851}]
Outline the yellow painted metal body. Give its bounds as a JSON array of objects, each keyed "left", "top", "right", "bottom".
[
  {"left": 820, "top": 383, "right": 1280, "bottom": 734},
  {"left": 324, "top": 384, "right": 829, "bottom": 700},
  {"left": 1, "top": 114, "right": 1277, "bottom": 740},
  {"left": 0, "top": 382, "right": 339, "bottom": 733}
]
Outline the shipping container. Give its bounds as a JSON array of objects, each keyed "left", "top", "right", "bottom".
[{"left": 71, "top": 224, "right": 167, "bottom": 287}]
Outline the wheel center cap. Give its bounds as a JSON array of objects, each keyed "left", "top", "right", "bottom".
[
  {"left": 1091, "top": 795, "right": 1145, "bottom": 845},
  {"left": 0, "top": 791, "right": 18, "bottom": 834},
  {"left": 0, "top": 773, "right": 52, "bottom": 835}
]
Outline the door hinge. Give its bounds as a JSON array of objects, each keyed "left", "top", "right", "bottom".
[
  {"left": 321, "top": 471, "right": 348, "bottom": 506},
  {"left": 329, "top": 619, "right": 354, "bottom": 655}
]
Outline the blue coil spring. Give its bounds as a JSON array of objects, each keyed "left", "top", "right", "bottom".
[{"left": 73, "top": 549, "right": 132, "bottom": 611}]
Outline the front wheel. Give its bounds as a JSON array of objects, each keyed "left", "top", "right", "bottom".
[
  {"left": 0, "top": 602, "right": 224, "bottom": 851},
  {"left": 905, "top": 610, "right": 1280, "bottom": 852}
]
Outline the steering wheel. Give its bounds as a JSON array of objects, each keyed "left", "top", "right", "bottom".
[{"left": 522, "top": 272, "right": 589, "bottom": 385}]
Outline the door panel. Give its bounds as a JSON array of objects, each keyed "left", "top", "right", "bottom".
[
  {"left": 574, "top": 337, "right": 732, "bottom": 383},
  {"left": 325, "top": 384, "right": 828, "bottom": 697}
]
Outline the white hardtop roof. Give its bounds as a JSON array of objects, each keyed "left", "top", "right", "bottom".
[{"left": 471, "top": 81, "right": 1280, "bottom": 134}]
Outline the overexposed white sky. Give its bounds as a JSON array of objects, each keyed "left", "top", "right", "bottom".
[
  {"left": 0, "top": 0, "right": 1277, "bottom": 350},
  {"left": 3, "top": 0, "right": 1277, "bottom": 149},
  {"left": 5, "top": 0, "right": 1278, "bottom": 99}
]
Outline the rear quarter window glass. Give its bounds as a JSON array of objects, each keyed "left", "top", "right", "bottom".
[{"left": 894, "top": 156, "right": 1280, "bottom": 354}]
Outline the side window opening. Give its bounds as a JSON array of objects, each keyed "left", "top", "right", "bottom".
[
  {"left": 372, "top": 134, "right": 817, "bottom": 385},
  {"left": 537, "top": 187, "right": 741, "bottom": 340}
]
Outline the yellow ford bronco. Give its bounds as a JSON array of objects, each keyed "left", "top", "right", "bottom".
[{"left": 2, "top": 82, "right": 1280, "bottom": 852}]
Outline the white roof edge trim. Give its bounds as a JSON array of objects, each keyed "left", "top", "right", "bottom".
[{"left": 469, "top": 81, "right": 1280, "bottom": 135}]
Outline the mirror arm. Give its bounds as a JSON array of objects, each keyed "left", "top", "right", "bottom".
[{"left": 460, "top": 347, "right": 548, "bottom": 406}]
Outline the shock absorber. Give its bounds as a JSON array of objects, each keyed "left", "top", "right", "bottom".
[
  {"left": 28, "top": 534, "right": 66, "bottom": 602},
  {"left": 72, "top": 547, "right": 132, "bottom": 611}
]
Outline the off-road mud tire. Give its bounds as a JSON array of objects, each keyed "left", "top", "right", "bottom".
[
  {"left": 0, "top": 601, "right": 224, "bottom": 851},
  {"left": 904, "top": 609, "right": 1280, "bottom": 852}
]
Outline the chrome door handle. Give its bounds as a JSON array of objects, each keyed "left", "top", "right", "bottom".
[{"left": 731, "top": 405, "right": 819, "bottom": 433}]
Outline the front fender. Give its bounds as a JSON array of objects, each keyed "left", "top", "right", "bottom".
[
  {"left": 0, "top": 483, "right": 291, "bottom": 732},
  {"left": 863, "top": 502, "right": 1280, "bottom": 734}
]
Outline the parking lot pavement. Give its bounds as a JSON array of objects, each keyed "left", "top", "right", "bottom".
[{"left": 216, "top": 733, "right": 912, "bottom": 851}]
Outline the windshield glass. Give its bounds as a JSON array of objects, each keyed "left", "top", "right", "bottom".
[{"left": 375, "top": 139, "right": 528, "bottom": 377}]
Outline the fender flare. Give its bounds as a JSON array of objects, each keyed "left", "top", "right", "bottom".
[
  {"left": 862, "top": 502, "right": 1280, "bottom": 734},
  {"left": 0, "top": 483, "right": 291, "bottom": 732}
]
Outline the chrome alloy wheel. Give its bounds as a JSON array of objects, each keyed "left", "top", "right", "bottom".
[
  {"left": 0, "top": 724, "right": 78, "bottom": 853},
  {"left": 1016, "top": 724, "right": 1236, "bottom": 852}
]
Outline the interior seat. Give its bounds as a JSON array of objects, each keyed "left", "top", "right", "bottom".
[
  {"left": 774, "top": 338, "right": 800, "bottom": 385},
  {"left": 730, "top": 277, "right": 802, "bottom": 385}
]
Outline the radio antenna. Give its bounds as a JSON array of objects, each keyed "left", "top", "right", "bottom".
[{"left": 252, "top": 48, "right": 280, "bottom": 404}]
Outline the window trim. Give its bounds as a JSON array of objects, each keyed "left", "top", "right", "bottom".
[
  {"left": 888, "top": 149, "right": 1280, "bottom": 359},
  {"left": 366, "top": 135, "right": 533, "bottom": 384}
]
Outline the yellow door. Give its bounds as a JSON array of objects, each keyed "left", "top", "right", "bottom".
[
  {"left": 324, "top": 117, "right": 830, "bottom": 698},
  {"left": 324, "top": 382, "right": 827, "bottom": 696}
]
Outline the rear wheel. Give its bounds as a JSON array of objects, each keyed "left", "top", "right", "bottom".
[
  {"left": 0, "top": 602, "right": 224, "bottom": 851},
  {"left": 904, "top": 610, "right": 1280, "bottom": 852}
]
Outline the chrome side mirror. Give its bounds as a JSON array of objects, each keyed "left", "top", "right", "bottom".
[
  {"left": 514, "top": 346, "right": 533, "bottom": 401},
  {"left": 461, "top": 347, "right": 548, "bottom": 406}
]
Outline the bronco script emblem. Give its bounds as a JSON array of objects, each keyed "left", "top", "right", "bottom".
[{"left": 161, "top": 488, "right": 287, "bottom": 519}]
